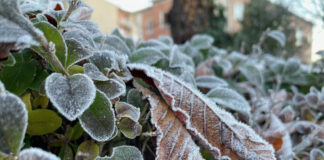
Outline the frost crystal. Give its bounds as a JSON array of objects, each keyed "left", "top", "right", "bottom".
[
  {"left": 84, "top": 63, "right": 109, "bottom": 81},
  {"left": 95, "top": 79, "right": 126, "bottom": 99},
  {"left": 45, "top": 73, "right": 96, "bottom": 121},
  {"left": 19, "top": 148, "right": 60, "bottom": 160}
]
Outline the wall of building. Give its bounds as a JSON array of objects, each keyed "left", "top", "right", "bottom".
[
  {"left": 141, "top": 0, "right": 172, "bottom": 40},
  {"left": 83, "top": 0, "right": 118, "bottom": 34}
]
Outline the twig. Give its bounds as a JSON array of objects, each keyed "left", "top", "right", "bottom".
[{"left": 62, "top": 0, "right": 80, "bottom": 22}]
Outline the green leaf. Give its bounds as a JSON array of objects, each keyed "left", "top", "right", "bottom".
[
  {"left": 76, "top": 140, "right": 99, "bottom": 160},
  {"left": 67, "top": 123, "right": 83, "bottom": 141},
  {"left": 131, "top": 48, "right": 167, "bottom": 65},
  {"left": 283, "top": 58, "right": 300, "bottom": 75},
  {"left": 30, "top": 68, "right": 49, "bottom": 91},
  {"left": 206, "top": 87, "right": 251, "bottom": 116},
  {"left": 20, "top": 92, "right": 32, "bottom": 112},
  {"left": 27, "top": 109, "right": 62, "bottom": 135},
  {"left": 0, "top": 60, "right": 37, "bottom": 95},
  {"left": 3, "top": 53, "right": 16, "bottom": 67},
  {"left": 95, "top": 145, "right": 143, "bottom": 160},
  {"left": 65, "top": 38, "right": 93, "bottom": 69},
  {"left": 79, "top": 91, "right": 116, "bottom": 142},
  {"left": 126, "top": 89, "right": 146, "bottom": 108},
  {"left": 239, "top": 64, "right": 264, "bottom": 90},
  {"left": 59, "top": 145, "right": 73, "bottom": 160},
  {"left": 115, "top": 102, "right": 141, "bottom": 139},
  {"left": 96, "top": 79, "right": 126, "bottom": 99},
  {"left": 32, "top": 22, "right": 67, "bottom": 71},
  {"left": 117, "top": 118, "right": 142, "bottom": 139},
  {"left": 267, "top": 30, "right": 286, "bottom": 47},
  {"left": 0, "top": 82, "right": 28, "bottom": 156},
  {"left": 68, "top": 65, "right": 84, "bottom": 75}
]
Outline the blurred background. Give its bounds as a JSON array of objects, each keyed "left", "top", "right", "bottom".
[{"left": 83, "top": 0, "right": 324, "bottom": 64}]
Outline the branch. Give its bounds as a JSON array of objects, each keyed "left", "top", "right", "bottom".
[{"left": 62, "top": 0, "right": 80, "bottom": 22}]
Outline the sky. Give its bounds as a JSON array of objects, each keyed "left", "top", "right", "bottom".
[{"left": 106, "top": 0, "right": 324, "bottom": 61}]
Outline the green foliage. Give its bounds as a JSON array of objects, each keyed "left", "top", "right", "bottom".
[{"left": 27, "top": 109, "right": 62, "bottom": 135}]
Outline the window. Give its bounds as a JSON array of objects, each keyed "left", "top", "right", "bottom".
[
  {"left": 295, "top": 28, "right": 303, "bottom": 46},
  {"left": 159, "top": 11, "right": 165, "bottom": 28},
  {"left": 146, "top": 19, "right": 154, "bottom": 35},
  {"left": 234, "top": 3, "right": 244, "bottom": 21}
]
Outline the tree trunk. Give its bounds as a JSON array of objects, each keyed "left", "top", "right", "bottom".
[{"left": 167, "top": 0, "right": 213, "bottom": 43}]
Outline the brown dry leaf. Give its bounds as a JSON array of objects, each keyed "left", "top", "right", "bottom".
[
  {"left": 129, "top": 64, "right": 275, "bottom": 160},
  {"left": 195, "top": 58, "right": 215, "bottom": 77},
  {"left": 134, "top": 81, "right": 204, "bottom": 160}
]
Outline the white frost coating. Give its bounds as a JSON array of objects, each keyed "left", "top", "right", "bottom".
[
  {"left": 95, "top": 79, "right": 126, "bottom": 99},
  {"left": 190, "top": 34, "right": 214, "bottom": 50},
  {"left": 84, "top": 63, "right": 109, "bottom": 81},
  {"left": 115, "top": 102, "right": 140, "bottom": 121},
  {"left": 131, "top": 47, "right": 167, "bottom": 65},
  {"left": 79, "top": 90, "right": 116, "bottom": 142},
  {"left": 95, "top": 145, "right": 143, "bottom": 160},
  {"left": 100, "top": 35, "right": 131, "bottom": 57},
  {"left": 128, "top": 63, "right": 275, "bottom": 159},
  {"left": 169, "top": 46, "right": 195, "bottom": 73},
  {"left": 196, "top": 75, "right": 228, "bottom": 89},
  {"left": 45, "top": 73, "right": 96, "bottom": 121},
  {"left": 137, "top": 39, "right": 170, "bottom": 52},
  {"left": 0, "top": 89, "right": 28, "bottom": 156},
  {"left": 65, "top": 38, "right": 94, "bottom": 69},
  {"left": 141, "top": 91, "right": 203, "bottom": 160},
  {"left": 206, "top": 87, "right": 251, "bottom": 115},
  {"left": 19, "top": 148, "right": 60, "bottom": 160}
]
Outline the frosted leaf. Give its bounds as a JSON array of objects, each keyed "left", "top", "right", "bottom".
[
  {"left": 169, "top": 46, "right": 195, "bottom": 72},
  {"left": 310, "top": 148, "right": 324, "bottom": 160},
  {"left": 263, "top": 115, "right": 293, "bottom": 159},
  {"left": 124, "top": 37, "right": 136, "bottom": 53},
  {"left": 196, "top": 75, "right": 228, "bottom": 90},
  {"left": 128, "top": 64, "right": 275, "bottom": 159},
  {"left": 69, "top": 1, "right": 93, "bottom": 21},
  {"left": 20, "top": 2, "right": 45, "bottom": 14},
  {"left": 84, "top": 63, "right": 109, "bottom": 81},
  {"left": 63, "top": 30, "right": 95, "bottom": 49},
  {"left": 65, "top": 38, "right": 93, "bottom": 69},
  {"left": 117, "top": 117, "right": 142, "bottom": 139},
  {"left": 94, "top": 35, "right": 130, "bottom": 56},
  {"left": 75, "top": 140, "right": 99, "bottom": 160},
  {"left": 215, "top": 58, "right": 233, "bottom": 75},
  {"left": 190, "top": 34, "right": 214, "bottom": 50},
  {"left": 270, "top": 59, "right": 285, "bottom": 74},
  {"left": 134, "top": 82, "right": 204, "bottom": 160},
  {"left": 293, "top": 93, "right": 306, "bottom": 106},
  {"left": 137, "top": 39, "right": 170, "bottom": 52},
  {"left": 111, "top": 27, "right": 125, "bottom": 40},
  {"left": 115, "top": 102, "right": 140, "bottom": 121},
  {"left": 131, "top": 47, "right": 167, "bottom": 65},
  {"left": 158, "top": 35, "right": 174, "bottom": 46},
  {"left": 33, "top": 22, "right": 67, "bottom": 68},
  {"left": 126, "top": 89, "right": 146, "bottom": 108},
  {"left": 283, "top": 58, "right": 300, "bottom": 75},
  {"left": 0, "top": 82, "right": 28, "bottom": 156},
  {"left": 278, "top": 106, "right": 295, "bottom": 123},
  {"left": 19, "top": 148, "right": 60, "bottom": 160},
  {"left": 239, "top": 64, "right": 264, "bottom": 90},
  {"left": 195, "top": 58, "right": 216, "bottom": 77},
  {"left": 95, "top": 79, "right": 126, "bottom": 99},
  {"left": 45, "top": 73, "right": 96, "bottom": 121},
  {"left": 79, "top": 91, "right": 116, "bottom": 142},
  {"left": 228, "top": 51, "right": 247, "bottom": 66},
  {"left": 306, "top": 93, "right": 319, "bottom": 107},
  {"left": 179, "top": 71, "right": 197, "bottom": 88},
  {"left": 90, "top": 50, "right": 120, "bottom": 72},
  {"left": 267, "top": 30, "right": 286, "bottom": 47},
  {"left": 95, "top": 145, "right": 143, "bottom": 160},
  {"left": 207, "top": 87, "right": 251, "bottom": 116},
  {"left": 72, "top": 20, "right": 100, "bottom": 35}
]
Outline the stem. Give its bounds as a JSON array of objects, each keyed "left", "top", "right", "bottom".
[{"left": 62, "top": 0, "right": 80, "bottom": 22}]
